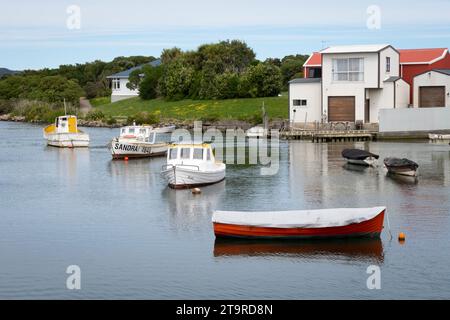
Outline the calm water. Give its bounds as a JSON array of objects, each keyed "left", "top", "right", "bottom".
[{"left": 0, "top": 121, "right": 449, "bottom": 299}]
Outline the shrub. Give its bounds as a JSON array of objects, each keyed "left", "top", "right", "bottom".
[
  {"left": 0, "top": 99, "right": 13, "bottom": 114},
  {"left": 106, "top": 117, "right": 117, "bottom": 125},
  {"left": 85, "top": 110, "right": 106, "bottom": 121}
]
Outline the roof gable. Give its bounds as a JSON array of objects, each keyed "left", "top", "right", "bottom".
[
  {"left": 320, "top": 44, "right": 392, "bottom": 54},
  {"left": 303, "top": 52, "right": 322, "bottom": 67},
  {"left": 398, "top": 48, "right": 448, "bottom": 65}
]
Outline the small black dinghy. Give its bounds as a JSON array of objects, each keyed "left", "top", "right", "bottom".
[
  {"left": 342, "top": 149, "right": 379, "bottom": 166},
  {"left": 384, "top": 157, "right": 419, "bottom": 177}
]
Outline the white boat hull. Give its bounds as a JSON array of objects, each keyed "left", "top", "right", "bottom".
[
  {"left": 110, "top": 138, "right": 168, "bottom": 159},
  {"left": 46, "top": 133, "right": 90, "bottom": 148},
  {"left": 161, "top": 165, "right": 226, "bottom": 189}
]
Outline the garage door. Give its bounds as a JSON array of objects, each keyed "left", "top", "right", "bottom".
[
  {"left": 328, "top": 97, "right": 355, "bottom": 122},
  {"left": 419, "top": 86, "right": 445, "bottom": 108}
]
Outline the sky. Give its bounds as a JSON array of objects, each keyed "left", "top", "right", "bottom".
[{"left": 1, "top": 0, "right": 450, "bottom": 70}]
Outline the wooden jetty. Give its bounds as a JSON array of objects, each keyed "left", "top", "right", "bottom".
[{"left": 281, "top": 129, "right": 376, "bottom": 143}]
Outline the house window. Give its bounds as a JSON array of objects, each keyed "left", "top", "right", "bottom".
[
  {"left": 293, "top": 99, "right": 307, "bottom": 107},
  {"left": 332, "top": 58, "right": 364, "bottom": 81},
  {"left": 112, "top": 79, "right": 121, "bottom": 90},
  {"left": 386, "top": 57, "right": 391, "bottom": 73}
]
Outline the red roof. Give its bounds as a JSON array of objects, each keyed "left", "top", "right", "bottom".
[
  {"left": 303, "top": 52, "right": 322, "bottom": 67},
  {"left": 303, "top": 48, "right": 448, "bottom": 67},
  {"left": 398, "top": 48, "right": 448, "bottom": 64}
]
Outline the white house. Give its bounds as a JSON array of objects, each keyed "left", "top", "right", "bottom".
[
  {"left": 413, "top": 69, "right": 450, "bottom": 108},
  {"left": 289, "top": 44, "right": 410, "bottom": 126},
  {"left": 107, "top": 59, "right": 161, "bottom": 103}
]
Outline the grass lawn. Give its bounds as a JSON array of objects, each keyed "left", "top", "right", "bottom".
[{"left": 93, "top": 94, "right": 288, "bottom": 122}]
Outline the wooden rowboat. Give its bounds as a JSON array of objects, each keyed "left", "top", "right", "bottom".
[{"left": 212, "top": 207, "right": 386, "bottom": 239}]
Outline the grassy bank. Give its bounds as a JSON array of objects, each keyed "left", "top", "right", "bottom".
[{"left": 92, "top": 94, "right": 288, "bottom": 123}]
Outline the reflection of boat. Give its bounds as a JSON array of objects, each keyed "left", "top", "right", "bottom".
[
  {"left": 384, "top": 157, "right": 419, "bottom": 177},
  {"left": 343, "top": 163, "right": 370, "bottom": 173},
  {"left": 342, "top": 149, "right": 379, "bottom": 166},
  {"left": 110, "top": 125, "right": 169, "bottom": 159},
  {"left": 43, "top": 115, "right": 89, "bottom": 148},
  {"left": 214, "top": 238, "right": 384, "bottom": 262},
  {"left": 161, "top": 142, "right": 226, "bottom": 189},
  {"left": 213, "top": 207, "right": 386, "bottom": 239}
]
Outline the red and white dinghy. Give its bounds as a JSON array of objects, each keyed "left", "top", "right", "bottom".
[{"left": 212, "top": 207, "right": 386, "bottom": 239}]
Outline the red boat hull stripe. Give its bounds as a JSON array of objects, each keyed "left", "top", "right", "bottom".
[{"left": 214, "top": 211, "right": 385, "bottom": 239}]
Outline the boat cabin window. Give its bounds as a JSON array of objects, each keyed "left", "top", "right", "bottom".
[
  {"left": 181, "top": 148, "right": 191, "bottom": 160},
  {"left": 193, "top": 148, "right": 203, "bottom": 160},
  {"left": 129, "top": 128, "right": 135, "bottom": 134},
  {"left": 121, "top": 128, "right": 126, "bottom": 134},
  {"left": 147, "top": 132, "right": 155, "bottom": 143},
  {"left": 139, "top": 128, "right": 146, "bottom": 135},
  {"left": 206, "top": 149, "right": 211, "bottom": 161},
  {"left": 169, "top": 148, "right": 178, "bottom": 160},
  {"left": 55, "top": 117, "right": 59, "bottom": 127}
]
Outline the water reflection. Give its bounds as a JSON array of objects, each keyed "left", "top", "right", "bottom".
[
  {"left": 108, "top": 158, "right": 160, "bottom": 190},
  {"left": 342, "top": 163, "right": 371, "bottom": 173},
  {"left": 163, "top": 181, "right": 226, "bottom": 231},
  {"left": 214, "top": 238, "right": 384, "bottom": 263},
  {"left": 49, "top": 147, "right": 90, "bottom": 186}
]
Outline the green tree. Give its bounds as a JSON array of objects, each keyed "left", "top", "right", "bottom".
[
  {"left": 138, "top": 65, "right": 163, "bottom": 100},
  {"left": 240, "top": 63, "right": 282, "bottom": 98},
  {"left": 158, "top": 59, "right": 194, "bottom": 101},
  {"left": 280, "top": 54, "right": 309, "bottom": 88}
]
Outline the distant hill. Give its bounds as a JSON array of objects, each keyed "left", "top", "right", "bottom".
[{"left": 0, "top": 68, "right": 19, "bottom": 77}]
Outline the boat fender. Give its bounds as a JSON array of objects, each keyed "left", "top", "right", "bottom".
[{"left": 192, "top": 188, "right": 202, "bottom": 195}]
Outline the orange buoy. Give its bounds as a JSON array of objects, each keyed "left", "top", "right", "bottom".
[
  {"left": 192, "top": 188, "right": 202, "bottom": 195},
  {"left": 124, "top": 157, "right": 129, "bottom": 161},
  {"left": 398, "top": 232, "right": 406, "bottom": 242}
]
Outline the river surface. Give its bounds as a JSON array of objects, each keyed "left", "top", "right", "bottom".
[{"left": 0, "top": 121, "right": 449, "bottom": 299}]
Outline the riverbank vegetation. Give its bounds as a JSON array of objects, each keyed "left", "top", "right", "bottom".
[
  {"left": 93, "top": 94, "right": 288, "bottom": 124},
  {"left": 0, "top": 40, "right": 307, "bottom": 125}
]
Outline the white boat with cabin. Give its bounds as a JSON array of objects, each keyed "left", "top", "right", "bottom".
[
  {"left": 110, "top": 124, "right": 169, "bottom": 159},
  {"left": 161, "top": 143, "right": 226, "bottom": 189},
  {"left": 43, "top": 115, "right": 89, "bottom": 148},
  {"left": 429, "top": 133, "right": 450, "bottom": 144}
]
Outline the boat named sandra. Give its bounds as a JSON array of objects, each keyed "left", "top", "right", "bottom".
[{"left": 110, "top": 124, "right": 171, "bottom": 159}]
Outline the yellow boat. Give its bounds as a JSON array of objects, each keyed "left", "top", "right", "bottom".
[{"left": 43, "top": 115, "right": 90, "bottom": 148}]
